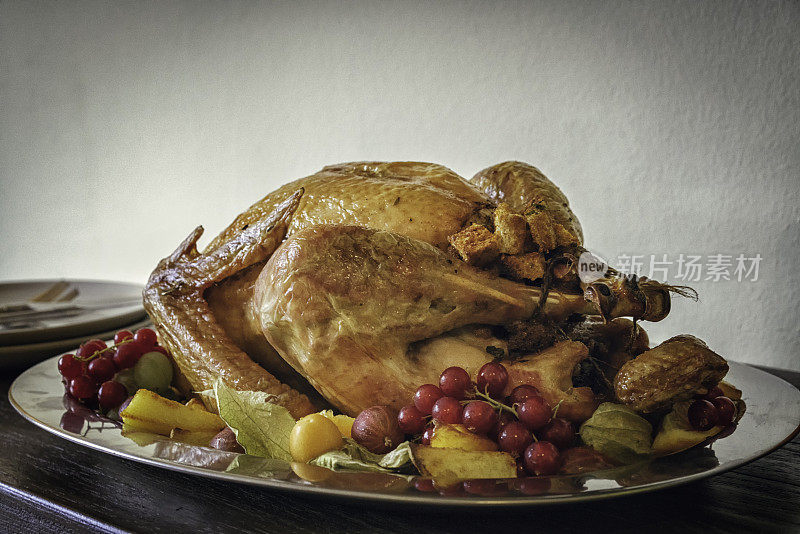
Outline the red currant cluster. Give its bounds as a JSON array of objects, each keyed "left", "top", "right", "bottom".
[
  {"left": 396, "top": 362, "right": 575, "bottom": 476},
  {"left": 57, "top": 328, "right": 165, "bottom": 411},
  {"left": 687, "top": 386, "right": 737, "bottom": 431}
]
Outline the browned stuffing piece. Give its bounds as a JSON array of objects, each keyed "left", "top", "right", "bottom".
[
  {"left": 499, "top": 252, "right": 546, "bottom": 283},
  {"left": 493, "top": 203, "right": 529, "bottom": 254},
  {"left": 525, "top": 209, "right": 579, "bottom": 253},
  {"left": 447, "top": 223, "right": 500, "bottom": 266}
]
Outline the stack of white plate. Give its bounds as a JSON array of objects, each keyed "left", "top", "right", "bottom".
[{"left": 0, "top": 279, "right": 149, "bottom": 370}]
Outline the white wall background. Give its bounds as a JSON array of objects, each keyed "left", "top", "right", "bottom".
[{"left": 2, "top": 1, "right": 798, "bottom": 369}]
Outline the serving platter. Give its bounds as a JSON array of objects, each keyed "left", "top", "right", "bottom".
[{"left": 9, "top": 354, "right": 800, "bottom": 506}]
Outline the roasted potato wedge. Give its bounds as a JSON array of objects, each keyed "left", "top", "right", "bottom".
[
  {"left": 122, "top": 418, "right": 174, "bottom": 436},
  {"left": 410, "top": 444, "right": 516, "bottom": 487},
  {"left": 121, "top": 389, "right": 225, "bottom": 436},
  {"left": 185, "top": 398, "right": 208, "bottom": 411},
  {"left": 430, "top": 424, "right": 498, "bottom": 451},
  {"left": 652, "top": 402, "right": 721, "bottom": 456}
]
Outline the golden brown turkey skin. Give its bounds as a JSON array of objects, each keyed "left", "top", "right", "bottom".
[
  {"left": 143, "top": 191, "right": 317, "bottom": 418},
  {"left": 201, "top": 160, "right": 595, "bottom": 409},
  {"left": 146, "top": 160, "right": 678, "bottom": 424},
  {"left": 208, "top": 161, "right": 490, "bottom": 252},
  {"left": 204, "top": 160, "right": 593, "bottom": 374},
  {"left": 252, "top": 224, "right": 597, "bottom": 419},
  {"left": 204, "top": 265, "right": 329, "bottom": 408},
  {"left": 200, "top": 162, "right": 495, "bottom": 407},
  {"left": 470, "top": 161, "right": 584, "bottom": 244}
]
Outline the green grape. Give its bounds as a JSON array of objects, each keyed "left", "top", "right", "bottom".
[
  {"left": 114, "top": 368, "right": 139, "bottom": 395},
  {"left": 133, "top": 351, "right": 173, "bottom": 393}
]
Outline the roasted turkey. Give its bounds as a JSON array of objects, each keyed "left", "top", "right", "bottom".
[{"left": 143, "top": 161, "right": 722, "bottom": 422}]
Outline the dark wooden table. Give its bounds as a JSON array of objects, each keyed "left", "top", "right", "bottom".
[{"left": 0, "top": 364, "right": 798, "bottom": 534}]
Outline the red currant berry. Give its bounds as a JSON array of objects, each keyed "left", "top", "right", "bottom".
[
  {"left": 517, "top": 396, "right": 552, "bottom": 431},
  {"left": 413, "top": 384, "right": 444, "bottom": 416},
  {"left": 439, "top": 367, "right": 471, "bottom": 400},
  {"left": 113, "top": 342, "right": 143, "bottom": 370},
  {"left": 87, "top": 357, "right": 116, "bottom": 383},
  {"left": 133, "top": 328, "right": 158, "bottom": 348},
  {"left": 76, "top": 340, "right": 106, "bottom": 360},
  {"left": 476, "top": 362, "right": 508, "bottom": 398},
  {"left": 497, "top": 421, "right": 533, "bottom": 457},
  {"left": 431, "top": 396, "right": 463, "bottom": 424},
  {"left": 98, "top": 380, "right": 128, "bottom": 410},
  {"left": 58, "top": 354, "right": 84, "bottom": 380},
  {"left": 413, "top": 478, "right": 435, "bottom": 492},
  {"left": 114, "top": 330, "right": 134, "bottom": 344},
  {"left": 688, "top": 399, "right": 718, "bottom": 431},
  {"left": 68, "top": 376, "right": 98, "bottom": 400},
  {"left": 461, "top": 401, "right": 498, "bottom": 434},
  {"left": 538, "top": 418, "right": 575, "bottom": 450},
  {"left": 398, "top": 404, "right": 427, "bottom": 434},
  {"left": 87, "top": 338, "right": 107, "bottom": 349},
  {"left": 489, "top": 410, "right": 515, "bottom": 441},
  {"left": 523, "top": 441, "right": 562, "bottom": 476},
  {"left": 712, "top": 396, "right": 736, "bottom": 426},
  {"left": 508, "top": 384, "right": 541, "bottom": 406}
]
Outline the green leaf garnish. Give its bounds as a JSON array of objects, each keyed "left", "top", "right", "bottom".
[
  {"left": 311, "top": 439, "right": 413, "bottom": 472},
  {"left": 213, "top": 379, "right": 295, "bottom": 462}
]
